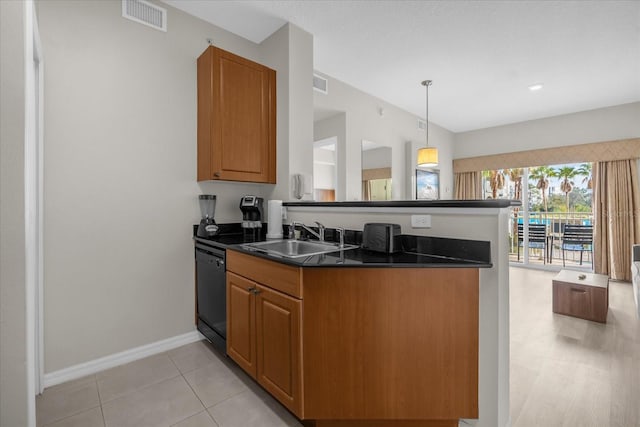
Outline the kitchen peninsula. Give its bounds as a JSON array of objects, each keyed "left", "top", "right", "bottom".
[{"left": 268, "top": 199, "right": 517, "bottom": 427}]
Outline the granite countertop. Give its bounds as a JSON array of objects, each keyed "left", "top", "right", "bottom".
[
  {"left": 194, "top": 223, "right": 491, "bottom": 268},
  {"left": 228, "top": 234, "right": 492, "bottom": 269}
]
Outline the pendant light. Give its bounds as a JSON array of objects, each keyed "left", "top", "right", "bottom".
[{"left": 417, "top": 79, "right": 438, "bottom": 167}]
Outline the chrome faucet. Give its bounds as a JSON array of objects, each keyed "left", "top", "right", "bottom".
[
  {"left": 292, "top": 221, "right": 325, "bottom": 241},
  {"left": 335, "top": 227, "right": 345, "bottom": 248}
]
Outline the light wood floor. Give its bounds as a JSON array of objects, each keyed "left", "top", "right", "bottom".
[{"left": 510, "top": 267, "right": 640, "bottom": 427}]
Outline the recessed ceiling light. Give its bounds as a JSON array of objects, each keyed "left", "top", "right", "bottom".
[{"left": 528, "top": 83, "right": 544, "bottom": 91}]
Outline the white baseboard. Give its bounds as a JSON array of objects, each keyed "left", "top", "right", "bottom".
[{"left": 43, "top": 330, "right": 205, "bottom": 389}]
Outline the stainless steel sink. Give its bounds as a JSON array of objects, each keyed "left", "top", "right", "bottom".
[{"left": 240, "top": 239, "right": 358, "bottom": 258}]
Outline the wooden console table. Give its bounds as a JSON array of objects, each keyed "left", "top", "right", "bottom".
[{"left": 552, "top": 270, "right": 609, "bottom": 323}]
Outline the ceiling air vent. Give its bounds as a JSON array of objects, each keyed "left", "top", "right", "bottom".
[
  {"left": 313, "top": 74, "right": 328, "bottom": 95},
  {"left": 418, "top": 119, "right": 427, "bottom": 130},
  {"left": 122, "top": 0, "right": 167, "bottom": 32}
]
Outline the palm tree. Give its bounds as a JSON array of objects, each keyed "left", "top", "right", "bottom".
[
  {"left": 529, "top": 166, "right": 555, "bottom": 212},
  {"left": 482, "top": 169, "right": 505, "bottom": 199},
  {"left": 576, "top": 163, "right": 592, "bottom": 189},
  {"left": 555, "top": 166, "right": 578, "bottom": 210},
  {"left": 505, "top": 168, "right": 523, "bottom": 201},
  {"left": 505, "top": 168, "right": 523, "bottom": 245}
]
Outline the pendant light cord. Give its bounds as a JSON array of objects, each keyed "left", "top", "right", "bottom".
[{"left": 422, "top": 80, "right": 432, "bottom": 148}]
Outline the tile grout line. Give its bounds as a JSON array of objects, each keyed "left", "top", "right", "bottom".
[
  {"left": 166, "top": 352, "right": 209, "bottom": 426},
  {"left": 167, "top": 349, "right": 218, "bottom": 427},
  {"left": 39, "top": 375, "right": 102, "bottom": 427},
  {"left": 40, "top": 404, "right": 103, "bottom": 427},
  {"left": 97, "top": 353, "right": 183, "bottom": 405},
  {"left": 94, "top": 375, "right": 107, "bottom": 427}
]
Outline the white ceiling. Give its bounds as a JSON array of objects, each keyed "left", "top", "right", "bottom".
[{"left": 165, "top": 0, "right": 640, "bottom": 132}]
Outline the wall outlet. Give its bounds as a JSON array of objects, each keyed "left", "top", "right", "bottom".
[{"left": 411, "top": 214, "right": 432, "bottom": 228}]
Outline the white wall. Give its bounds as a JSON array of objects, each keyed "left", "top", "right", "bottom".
[
  {"left": 454, "top": 102, "right": 640, "bottom": 159},
  {"left": 362, "top": 146, "right": 392, "bottom": 169},
  {"left": 0, "top": 0, "right": 29, "bottom": 424},
  {"left": 37, "top": 0, "right": 311, "bottom": 372},
  {"left": 287, "top": 26, "right": 314, "bottom": 200},
  {"left": 314, "top": 73, "right": 455, "bottom": 200}
]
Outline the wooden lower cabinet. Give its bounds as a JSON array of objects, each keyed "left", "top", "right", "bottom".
[
  {"left": 226, "top": 270, "right": 302, "bottom": 416},
  {"left": 226, "top": 273, "right": 256, "bottom": 376},
  {"left": 256, "top": 284, "right": 301, "bottom": 414},
  {"left": 302, "top": 267, "right": 479, "bottom": 421},
  {"left": 226, "top": 250, "right": 479, "bottom": 426}
]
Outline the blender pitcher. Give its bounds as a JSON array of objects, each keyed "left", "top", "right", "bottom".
[{"left": 197, "top": 195, "right": 220, "bottom": 237}]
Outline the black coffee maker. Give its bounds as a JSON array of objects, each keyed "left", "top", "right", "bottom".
[
  {"left": 197, "top": 195, "right": 220, "bottom": 237},
  {"left": 240, "top": 195, "right": 264, "bottom": 241}
]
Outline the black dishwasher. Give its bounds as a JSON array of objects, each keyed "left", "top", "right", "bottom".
[{"left": 195, "top": 242, "right": 227, "bottom": 352}]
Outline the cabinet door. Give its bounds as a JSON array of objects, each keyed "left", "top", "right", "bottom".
[
  {"left": 197, "top": 46, "right": 276, "bottom": 183},
  {"left": 255, "top": 284, "right": 302, "bottom": 416},
  {"left": 226, "top": 272, "right": 256, "bottom": 377}
]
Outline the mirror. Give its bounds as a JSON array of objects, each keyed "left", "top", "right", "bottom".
[
  {"left": 361, "top": 140, "right": 392, "bottom": 201},
  {"left": 313, "top": 137, "right": 337, "bottom": 201}
]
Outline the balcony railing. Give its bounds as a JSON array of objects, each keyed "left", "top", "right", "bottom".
[{"left": 509, "top": 211, "right": 594, "bottom": 268}]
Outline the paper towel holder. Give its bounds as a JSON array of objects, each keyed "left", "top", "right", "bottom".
[
  {"left": 266, "top": 199, "right": 284, "bottom": 239},
  {"left": 292, "top": 174, "right": 312, "bottom": 200}
]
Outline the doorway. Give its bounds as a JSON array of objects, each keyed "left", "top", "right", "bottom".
[
  {"left": 313, "top": 137, "right": 337, "bottom": 201},
  {"left": 25, "top": 0, "right": 45, "bottom": 400}
]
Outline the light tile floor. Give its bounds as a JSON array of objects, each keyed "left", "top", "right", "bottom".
[
  {"left": 36, "top": 340, "right": 302, "bottom": 427},
  {"left": 37, "top": 268, "right": 640, "bottom": 427}
]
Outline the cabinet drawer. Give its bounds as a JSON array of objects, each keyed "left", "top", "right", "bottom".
[
  {"left": 552, "top": 281, "right": 608, "bottom": 323},
  {"left": 227, "top": 250, "right": 302, "bottom": 298}
]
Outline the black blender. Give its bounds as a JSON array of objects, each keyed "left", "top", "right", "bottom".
[
  {"left": 197, "top": 195, "right": 220, "bottom": 238},
  {"left": 239, "top": 195, "right": 264, "bottom": 242}
]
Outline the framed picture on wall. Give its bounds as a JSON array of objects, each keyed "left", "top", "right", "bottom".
[{"left": 416, "top": 169, "right": 439, "bottom": 200}]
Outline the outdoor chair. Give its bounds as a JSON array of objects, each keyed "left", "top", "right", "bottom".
[
  {"left": 561, "top": 224, "right": 593, "bottom": 267},
  {"left": 517, "top": 224, "right": 549, "bottom": 264}
]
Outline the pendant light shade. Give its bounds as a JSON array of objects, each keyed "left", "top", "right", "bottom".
[
  {"left": 417, "top": 79, "right": 438, "bottom": 168},
  {"left": 417, "top": 147, "right": 438, "bottom": 167}
]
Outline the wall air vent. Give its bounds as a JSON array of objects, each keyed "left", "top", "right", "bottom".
[
  {"left": 313, "top": 74, "right": 328, "bottom": 94},
  {"left": 122, "top": 0, "right": 167, "bottom": 32},
  {"left": 418, "top": 119, "right": 427, "bottom": 130}
]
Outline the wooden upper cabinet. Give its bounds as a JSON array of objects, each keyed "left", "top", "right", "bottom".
[{"left": 197, "top": 46, "right": 276, "bottom": 183}]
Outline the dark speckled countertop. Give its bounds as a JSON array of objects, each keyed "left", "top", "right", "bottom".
[
  {"left": 228, "top": 234, "right": 492, "bottom": 269},
  {"left": 283, "top": 199, "right": 520, "bottom": 208},
  {"left": 194, "top": 223, "right": 492, "bottom": 268}
]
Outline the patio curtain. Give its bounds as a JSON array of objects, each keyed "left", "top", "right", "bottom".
[
  {"left": 454, "top": 171, "right": 482, "bottom": 200},
  {"left": 593, "top": 159, "right": 640, "bottom": 281}
]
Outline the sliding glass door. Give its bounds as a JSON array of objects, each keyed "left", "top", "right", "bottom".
[{"left": 482, "top": 163, "right": 593, "bottom": 270}]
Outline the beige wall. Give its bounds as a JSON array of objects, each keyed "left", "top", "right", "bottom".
[
  {"left": 1, "top": 0, "right": 29, "bottom": 424},
  {"left": 37, "top": 1, "right": 312, "bottom": 372},
  {"left": 454, "top": 102, "right": 640, "bottom": 160}
]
